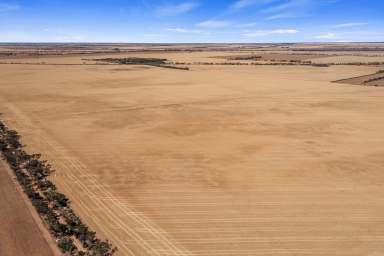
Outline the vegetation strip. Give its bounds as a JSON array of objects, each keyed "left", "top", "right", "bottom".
[
  {"left": 94, "top": 57, "right": 190, "bottom": 70},
  {"left": 0, "top": 117, "right": 117, "bottom": 256}
]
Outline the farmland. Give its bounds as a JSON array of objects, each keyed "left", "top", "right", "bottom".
[{"left": 0, "top": 43, "right": 384, "bottom": 255}]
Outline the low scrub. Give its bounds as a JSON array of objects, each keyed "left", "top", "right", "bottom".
[
  {"left": 227, "top": 55, "right": 262, "bottom": 61},
  {"left": 95, "top": 57, "right": 189, "bottom": 70},
  {"left": 96, "top": 57, "right": 168, "bottom": 65}
]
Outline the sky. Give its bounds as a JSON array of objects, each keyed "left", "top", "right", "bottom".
[{"left": 0, "top": 0, "right": 383, "bottom": 43}]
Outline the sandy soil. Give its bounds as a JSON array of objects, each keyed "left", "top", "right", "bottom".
[
  {"left": 0, "top": 160, "right": 58, "bottom": 256},
  {"left": 0, "top": 49, "right": 384, "bottom": 256}
]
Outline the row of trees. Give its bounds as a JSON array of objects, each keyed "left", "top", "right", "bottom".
[
  {"left": 227, "top": 55, "right": 262, "bottom": 61},
  {"left": 171, "top": 61, "right": 328, "bottom": 67},
  {"left": 325, "top": 61, "right": 384, "bottom": 66},
  {"left": 95, "top": 57, "right": 168, "bottom": 65},
  {"left": 94, "top": 57, "right": 190, "bottom": 70},
  {"left": 0, "top": 118, "right": 117, "bottom": 256},
  {"left": 172, "top": 60, "right": 384, "bottom": 67}
]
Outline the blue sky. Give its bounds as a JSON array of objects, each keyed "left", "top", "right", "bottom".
[{"left": 0, "top": 0, "right": 383, "bottom": 43}]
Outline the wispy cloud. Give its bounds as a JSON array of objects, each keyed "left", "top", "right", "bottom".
[
  {"left": 155, "top": 2, "right": 199, "bottom": 16},
  {"left": 315, "top": 33, "right": 336, "bottom": 39},
  {"left": 0, "top": 3, "right": 20, "bottom": 12},
  {"left": 262, "top": 0, "right": 335, "bottom": 20},
  {"left": 230, "top": 0, "right": 276, "bottom": 10},
  {"left": 197, "top": 20, "right": 231, "bottom": 28},
  {"left": 237, "top": 22, "right": 259, "bottom": 28},
  {"left": 167, "top": 28, "right": 202, "bottom": 33},
  {"left": 334, "top": 22, "right": 368, "bottom": 28},
  {"left": 243, "top": 29, "right": 298, "bottom": 37},
  {"left": 267, "top": 13, "right": 298, "bottom": 20},
  {"left": 262, "top": 0, "right": 309, "bottom": 19}
]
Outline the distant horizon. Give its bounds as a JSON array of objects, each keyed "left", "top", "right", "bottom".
[
  {"left": 0, "top": 0, "right": 383, "bottom": 43},
  {"left": 0, "top": 41, "right": 384, "bottom": 45}
]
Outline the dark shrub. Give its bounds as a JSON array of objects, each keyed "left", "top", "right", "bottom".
[{"left": 58, "top": 237, "right": 76, "bottom": 253}]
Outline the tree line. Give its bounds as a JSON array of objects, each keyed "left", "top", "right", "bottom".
[
  {"left": 0, "top": 118, "right": 117, "bottom": 256},
  {"left": 94, "top": 57, "right": 189, "bottom": 70}
]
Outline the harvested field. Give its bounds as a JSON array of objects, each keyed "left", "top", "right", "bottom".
[
  {"left": 0, "top": 160, "right": 57, "bottom": 256},
  {"left": 1, "top": 44, "right": 384, "bottom": 256},
  {"left": 310, "top": 55, "right": 384, "bottom": 65}
]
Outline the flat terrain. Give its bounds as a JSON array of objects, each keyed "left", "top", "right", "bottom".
[
  {"left": 1, "top": 44, "right": 384, "bottom": 256},
  {"left": 0, "top": 160, "right": 56, "bottom": 256}
]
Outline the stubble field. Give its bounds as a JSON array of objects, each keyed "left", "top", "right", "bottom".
[{"left": 1, "top": 45, "right": 384, "bottom": 255}]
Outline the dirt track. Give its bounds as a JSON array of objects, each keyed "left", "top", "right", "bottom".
[
  {"left": 0, "top": 160, "right": 58, "bottom": 256},
  {"left": 0, "top": 50, "right": 384, "bottom": 255}
]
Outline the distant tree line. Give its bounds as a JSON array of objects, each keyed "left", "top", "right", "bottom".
[
  {"left": 96, "top": 57, "right": 168, "bottom": 65},
  {"left": 94, "top": 57, "right": 189, "bottom": 70},
  {"left": 226, "top": 55, "right": 262, "bottom": 61},
  {"left": 0, "top": 118, "right": 117, "bottom": 256},
  {"left": 170, "top": 61, "right": 330, "bottom": 67}
]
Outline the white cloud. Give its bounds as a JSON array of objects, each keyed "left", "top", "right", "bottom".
[
  {"left": 315, "top": 33, "right": 336, "bottom": 39},
  {"left": 167, "top": 28, "right": 202, "bottom": 33},
  {"left": 237, "top": 22, "right": 259, "bottom": 28},
  {"left": 155, "top": 2, "right": 199, "bottom": 16},
  {"left": 243, "top": 29, "right": 298, "bottom": 37},
  {"left": 334, "top": 22, "right": 368, "bottom": 28},
  {"left": 262, "top": 0, "right": 334, "bottom": 20},
  {"left": 197, "top": 20, "right": 231, "bottom": 28},
  {"left": 0, "top": 3, "right": 20, "bottom": 12},
  {"left": 230, "top": 0, "right": 276, "bottom": 10},
  {"left": 262, "top": 0, "right": 308, "bottom": 19},
  {"left": 267, "top": 13, "right": 297, "bottom": 20}
]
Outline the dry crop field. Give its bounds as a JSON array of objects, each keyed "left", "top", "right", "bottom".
[{"left": 1, "top": 43, "right": 384, "bottom": 255}]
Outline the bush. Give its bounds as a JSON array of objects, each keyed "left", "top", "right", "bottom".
[
  {"left": 32, "top": 198, "right": 50, "bottom": 215},
  {"left": 58, "top": 237, "right": 76, "bottom": 253},
  {"left": 45, "top": 191, "right": 69, "bottom": 207}
]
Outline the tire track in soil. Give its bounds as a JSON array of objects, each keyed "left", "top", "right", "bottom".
[{"left": 2, "top": 101, "right": 193, "bottom": 256}]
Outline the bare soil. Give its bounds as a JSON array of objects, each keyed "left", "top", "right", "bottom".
[{"left": 0, "top": 160, "right": 59, "bottom": 256}]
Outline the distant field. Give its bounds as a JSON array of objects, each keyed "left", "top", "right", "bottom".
[
  {"left": 1, "top": 44, "right": 384, "bottom": 256},
  {"left": 310, "top": 55, "right": 384, "bottom": 64},
  {"left": 0, "top": 161, "right": 56, "bottom": 256}
]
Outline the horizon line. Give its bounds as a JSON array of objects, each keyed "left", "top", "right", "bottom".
[{"left": 0, "top": 41, "right": 383, "bottom": 44}]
